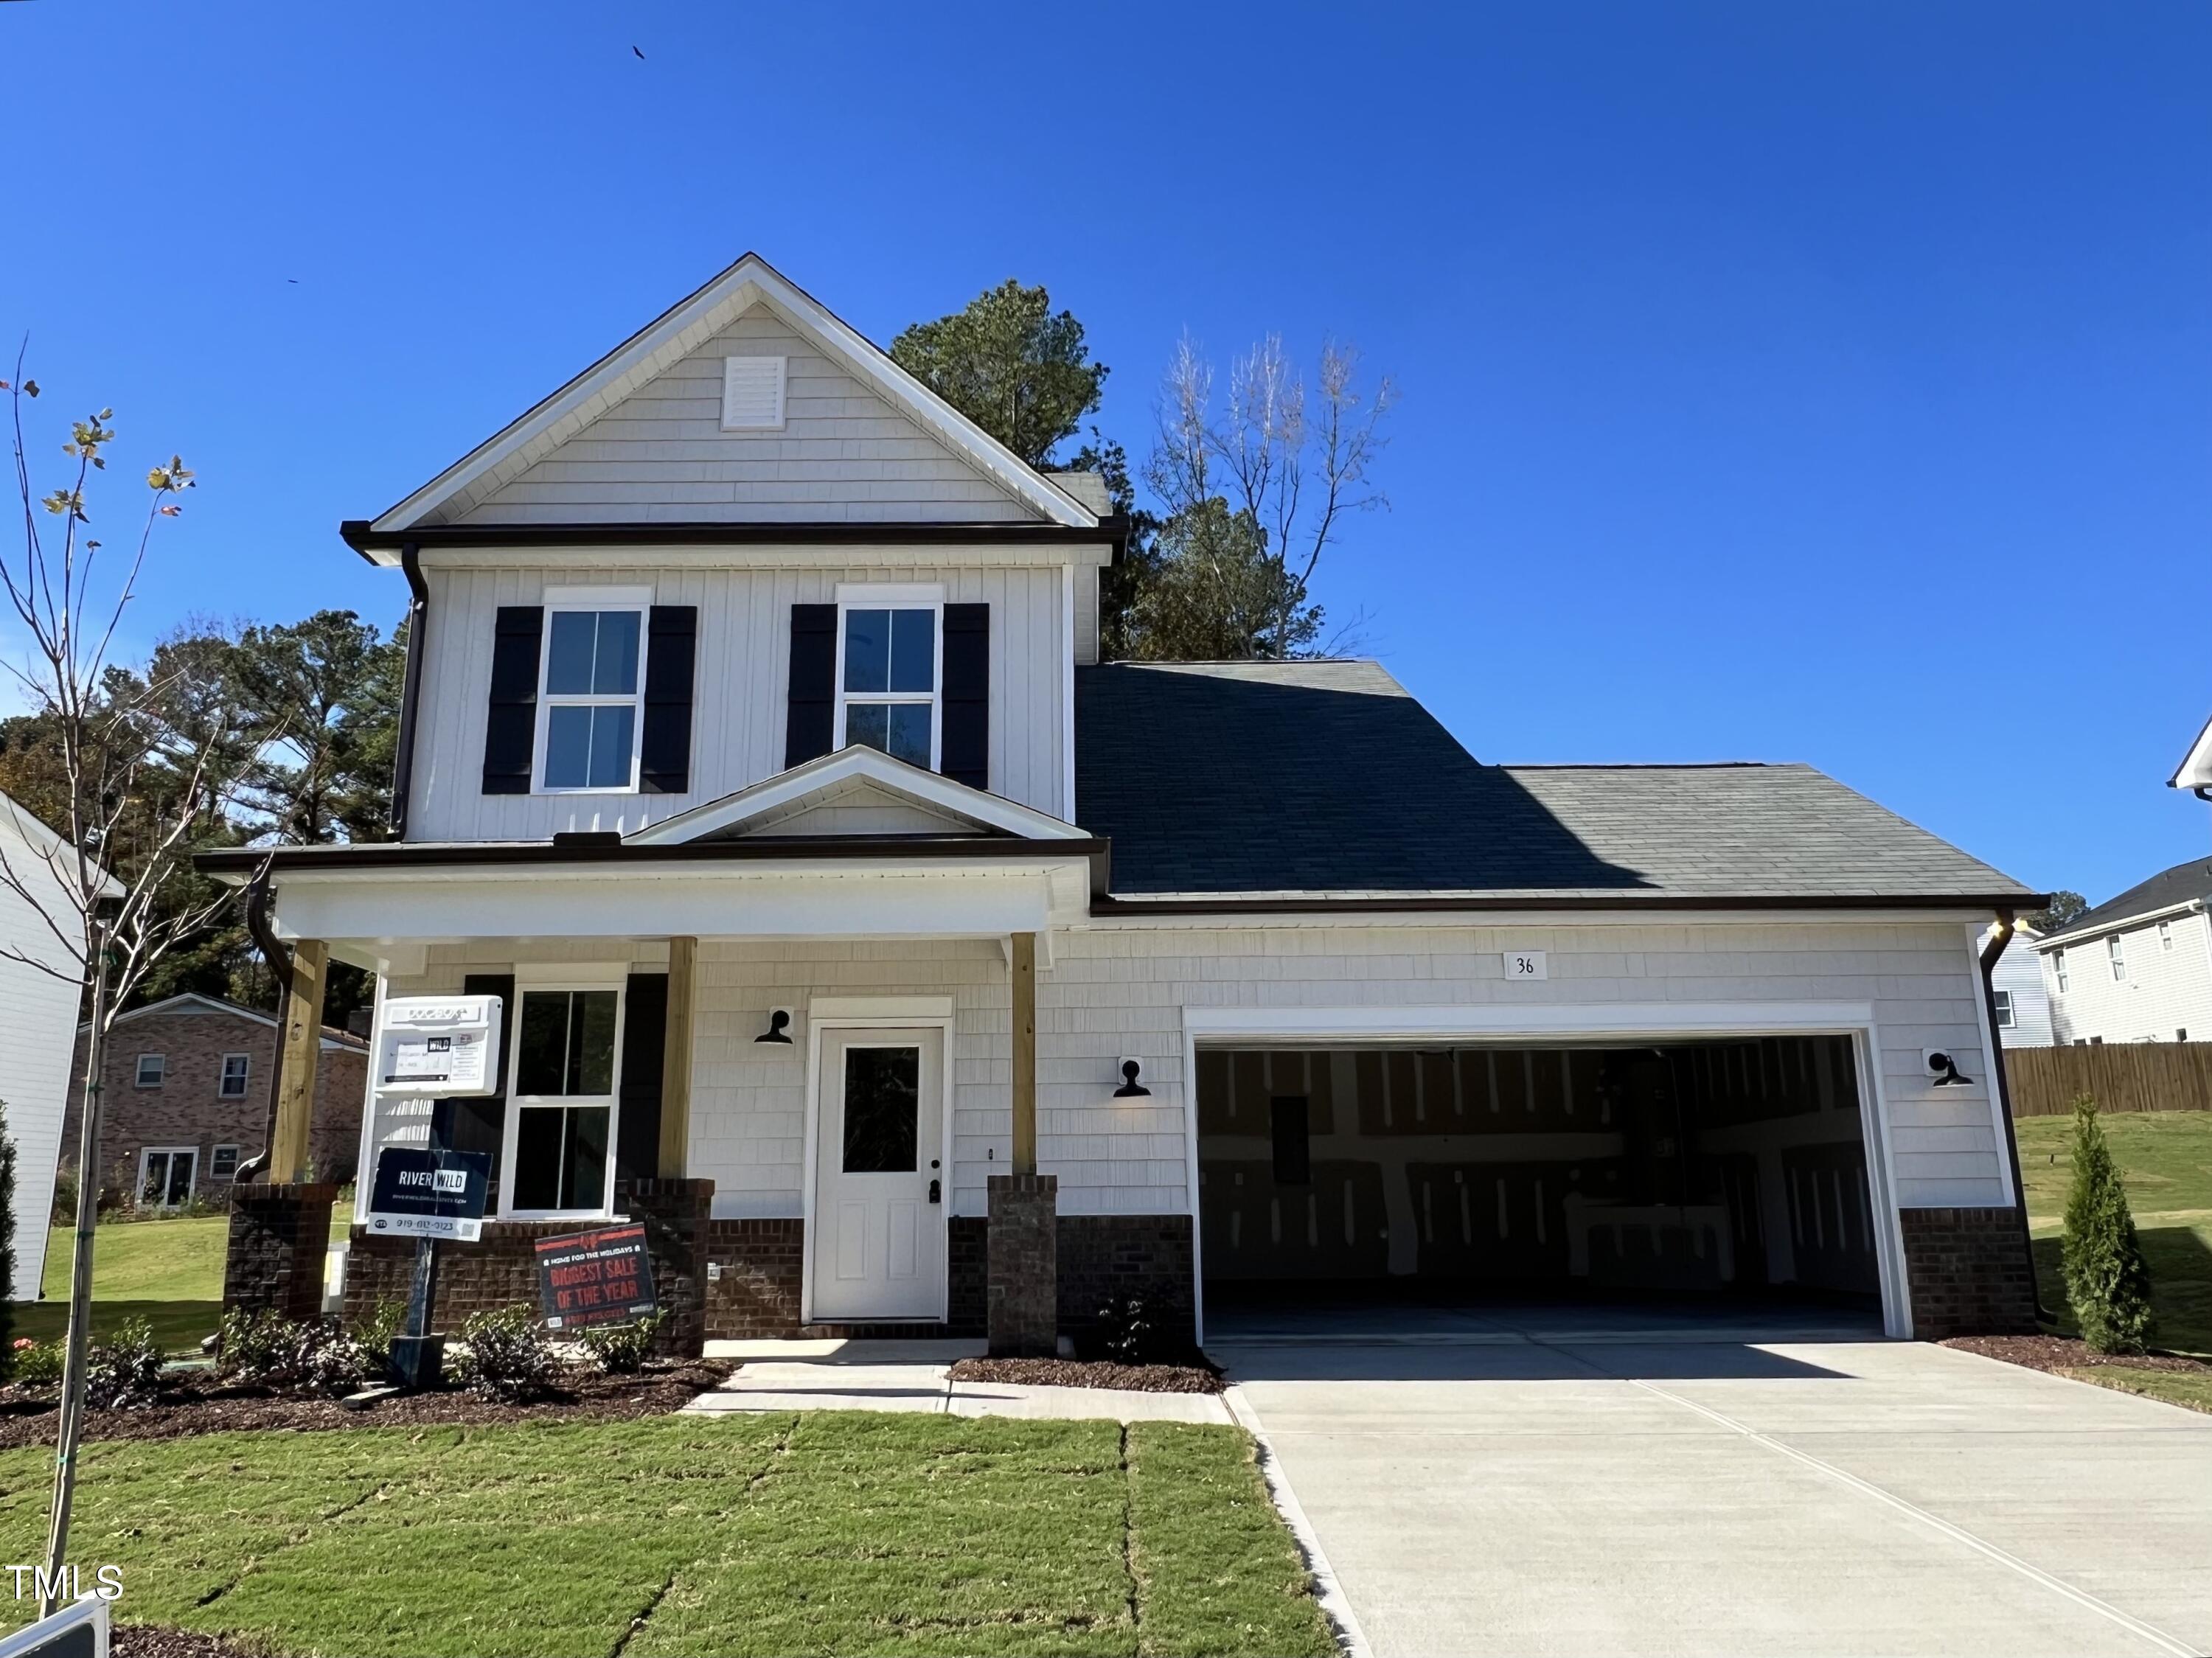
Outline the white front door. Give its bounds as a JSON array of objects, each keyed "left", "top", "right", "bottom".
[{"left": 811, "top": 1027, "right": 946, "bottom": 1321}]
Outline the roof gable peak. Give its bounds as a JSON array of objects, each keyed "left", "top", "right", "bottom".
[{"left": 364, "top": 253, "right": 1099, "bottom": 551}]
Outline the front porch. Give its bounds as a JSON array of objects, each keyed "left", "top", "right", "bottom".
[{"left": 206, "top": 761, "right": 1192, "bottom": 1357}]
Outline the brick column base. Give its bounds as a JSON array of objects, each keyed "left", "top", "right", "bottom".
[
  {"left": 1899, "top": 1205, "right": 2040, "bottom": 1337},
  {"left": 224, "top": 1182, "right": 339, "bottom": 1322},
  {"left": 987, "top": 1173, "right": 1058, "bottom": 1357},
  {"left": 619, "top": 1177, "right": 715, "bottom": 1355}
]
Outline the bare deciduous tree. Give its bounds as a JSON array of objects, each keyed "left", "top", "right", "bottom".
[
  {"left": 1, "top": 353, "right": 263, "bottom": 1612},
  {"left": 1146, "top": 332, "right": 1395, "bottom": 658}
]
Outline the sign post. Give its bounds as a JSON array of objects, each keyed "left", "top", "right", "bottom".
[
  {"left": 366, "top": 995, "right": 504, "bottom": 1392},
  {"left": 367, "top": 1146, "right": 493, "bottom": 1389}
]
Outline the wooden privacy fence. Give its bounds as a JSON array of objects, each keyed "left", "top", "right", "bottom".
[{"left": 2005, "top": 1041, "right": 2212, "bottom": 1118}]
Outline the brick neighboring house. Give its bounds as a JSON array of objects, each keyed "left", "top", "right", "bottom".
[{"left": 63, "top": 994, "right": 369, "bottom": 1207}]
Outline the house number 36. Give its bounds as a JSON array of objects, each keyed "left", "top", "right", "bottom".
[{"left": 1503, "top": 951, "right": 1548, "bottom": 980}]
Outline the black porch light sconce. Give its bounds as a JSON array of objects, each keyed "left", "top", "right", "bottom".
[
  {"left": 1925, "top": 1048, "right": 1975, "bottom": 1087},
  {"left": 756, "top": 1008, "right": 793, "bottom": 1045},
  {"left": 1113, "top": 1058, "right": 1151, "bottom": 1098}
]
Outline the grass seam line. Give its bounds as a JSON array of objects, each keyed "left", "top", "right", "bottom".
[
  {"left": 1119, "top": 1421, "right": 1141, "bottom": 1648},
  {"left": 1219, "top": 1385, "right": 1372, "bottom": 1658},
  {"left": 608, "top": 1570, "right": 675, "bottom": 1658},
  {"left": 193, "top": 1477, "right": 392, "bottom": 1610}
]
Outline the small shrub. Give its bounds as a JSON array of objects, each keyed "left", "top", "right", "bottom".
[
  {"left": 217, "top": 1307, "right": 376, "bottom": 1398},
  {"left": 580, "top": 1312, "right": 663, "bottom": 1374},
  {"left": 10, "top": 1339, "right": 63, "bottom": 1389},
  {"left": 2062, "top": 1096, "right": 2157, "bottom": 1354},
  {"left": 84, "top": 1319, "right": 164, "bottom": 1410},
  {"left": 216, "top": 1306, "right": 299, "bottom": 1385},
  {"left": 1093, "top": 1295, "right": 1158, "bottom": 1365},
  {"left": 351, "top": 1300, "right": 406, "bottom": 1376},
  {"left": 453, "top": 1306, "right": 560, "bottom": 1401}
]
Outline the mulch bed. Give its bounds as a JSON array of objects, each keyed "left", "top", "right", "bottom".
[
  {"left": 948, "top": 1356, "right": 1224, "bottom": 1394},
  {"left": 0, "top": 1359, "right": 731, "bottom": 1448},
  {"left": 1940, "top": 1333, "right": 2212, "bottom": 1376}
]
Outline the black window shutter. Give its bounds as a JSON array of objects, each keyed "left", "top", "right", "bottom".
[
  {"left": 431, "top": 972, "right": 515, "bottom": 1206},
  {"left": 616, "top": 972, "right": 668, "bottom": 1187},
  {"left": 940, "top": 602, "right": 990, "bottom": 790},
  {"left": 784, "top": 603, "right": 838, "bottom": 768},
  {"left": 482, "top": 607, "right": 543, "bottom": 795},
  {"left": 639, "top": 606, "right": 698, "bottom": 794}
]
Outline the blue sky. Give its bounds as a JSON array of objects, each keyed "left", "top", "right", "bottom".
[{"left": 1, "top": 1, "right": 2205, "bottom": 903}]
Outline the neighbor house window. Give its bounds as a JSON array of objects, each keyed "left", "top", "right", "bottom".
[
  {"left": 2053, "top": 950, "right": 2067, "bottom": 993},
  {"left": 137, "top": 1147, "right": 195, "bottom": 1208},
  {"left": 2109, "top": 936, "right": 2126, "bottom": 981},
  {"left": 219, "top": 1053, "right": 250, "bottom": 1098},
  {"left": 134, "top": 1054, "right": 164, "bottom": 1088},
  {"left": 504, "top": 985, "right": 622, "bottom": 1215},
  {"left": 1993, "top": 989, "right": 2016, "bottom": 1028},
  {"left": 538, "top": 605, "right": 644, "bottom": 792},
  {"left": 209, "top": 1145, "right": 240, "bottom": 1180},
  {"left": 2160, "top": 919, "right": 2174, "bottom": 951},
  {"left": 837, "top": 604, "right": 939, "bottom": 769}
]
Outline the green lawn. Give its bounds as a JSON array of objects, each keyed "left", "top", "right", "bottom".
[
  {"left": 16, "top": 1206, "right": 356, "bottom": 1354},
  {"left": 0, "top": 1413, "right": 1332, "bottom": 1658},
  {"left": 2016, "top": 1108, "right": 2212, "bottom": 1359}
]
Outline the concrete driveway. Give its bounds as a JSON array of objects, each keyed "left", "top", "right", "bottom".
[{"left": 1209, "top": 1303, "right": 2212, "bottom": 1658}]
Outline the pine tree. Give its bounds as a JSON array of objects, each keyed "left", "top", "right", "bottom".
[{"left": 2060, "top": 1096, "right": 2155, "bottom": 1354}]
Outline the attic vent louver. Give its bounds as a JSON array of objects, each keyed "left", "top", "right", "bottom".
[{"left": 722, "top": 355, "right": 787, "bottom": 429}]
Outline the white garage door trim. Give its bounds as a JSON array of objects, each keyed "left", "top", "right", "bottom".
[{"left": 1179, "top": 1001, "right": 1911, "bottom": 1343}]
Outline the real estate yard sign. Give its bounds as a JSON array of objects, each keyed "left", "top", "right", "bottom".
[
  {"left": 366, "top": 1148, "right": 493, "bottom": 1241},
  {"left": 535, "top": 1224, "right": 658, "bottom": 1329}
]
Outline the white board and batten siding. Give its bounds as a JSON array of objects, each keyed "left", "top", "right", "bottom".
[
  {"left": 406, "top": 560, "right": 1074, "bottom": 840},
  {"left": 2043, "top": 907, "right": 2212, "bottom": 1046},
  {"left": 370, "top": 918, "right": 2017, "bottom": 1226},
  {"left": 448, "top": 309, "right": 1039, "bottom": 527}
]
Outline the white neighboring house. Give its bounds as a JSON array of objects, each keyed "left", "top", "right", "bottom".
[
  {"left": 0, "top": 794, "right": 111, "bottom": 1300},
  {"left": 2035, "top": 861, "right": 2212, "bottom": 1045},
  {"left": 1983, "top": 922, "right": 2053, "bottom": 1046}
]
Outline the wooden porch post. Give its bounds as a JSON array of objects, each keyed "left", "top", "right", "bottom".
[
  {"left": 268, "top": 939, "right": 327, "bottom": 1183},
  {"left": 659, "top": 936, "right": 697, "bottom": 1179},
  {"left": 1011, "top": 931, "right": 1037, "bottom": 1175}
]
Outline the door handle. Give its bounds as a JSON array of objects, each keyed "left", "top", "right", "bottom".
[{"left": 928, "top": 1178, "right": 942, "bottom": 1205}]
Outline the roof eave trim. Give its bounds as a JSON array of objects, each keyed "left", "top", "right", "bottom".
[
  {"left": 339, "top": 517, "right": 1130, "bottom": 565},
  {"left": 1090, "top": 891, "right": 2048, "bottom": 916}
]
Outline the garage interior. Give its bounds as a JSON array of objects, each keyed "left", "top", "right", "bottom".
[{"left": 1196, "top": 1037, "right": 1882, "bottom": 1311}]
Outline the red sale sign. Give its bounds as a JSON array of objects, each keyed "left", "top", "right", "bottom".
[{"left": 534, "top": 1224, "right": 658, "bottom": 1330}]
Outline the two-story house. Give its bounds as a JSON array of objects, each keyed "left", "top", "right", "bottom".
[
  {"left": 2034, "top": 860, "right": 2212, "bottom": 1045},
  {"left": 202, "top": 254, "right": 2045, "bottom": 1351}
]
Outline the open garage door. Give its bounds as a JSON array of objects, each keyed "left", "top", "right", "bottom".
[{"left": 1196, "top": 1037, "right": 1883, "bottom": 1312}]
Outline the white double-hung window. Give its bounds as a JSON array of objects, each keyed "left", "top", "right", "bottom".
[
  {"left": 538, "top": 588, "right": 649, "bottom": 793},
  {"left": 501, "top": 969, "right": 626, "bottom": 1217},
  {"left": 835, "top": 585, "right": 942, "bottom": 770}
]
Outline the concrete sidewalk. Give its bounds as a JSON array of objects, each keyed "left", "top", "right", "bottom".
[
  {"left": 683, "top": 1339, "right": 1234, "bottom": 1424},
  {"left": 1212, "top": 1305, "right": 2212, "bottom": 1658}
]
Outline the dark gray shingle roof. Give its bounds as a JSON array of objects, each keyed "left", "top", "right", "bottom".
[
  {"left": 2040, "top": 856, "right": 2212, "bottom": 947},
  {"left": 1074, "top": 660, "right": 2034, "bottom": 903}
]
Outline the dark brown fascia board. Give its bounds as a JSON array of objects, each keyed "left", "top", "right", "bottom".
[
  {"left": 197, "top": 835, "right": 1111, "bottom": 879},
  {"left": 341, "top": 518, "right": 1132, "bottom": 561},
  {"left": 1088, "top": 891, "right": 2048, "bottom": 916}
]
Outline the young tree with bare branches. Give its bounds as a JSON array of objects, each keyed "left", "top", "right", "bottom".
[{"left": 1, "top": 357, "right": 260, "bottom": 1611}]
